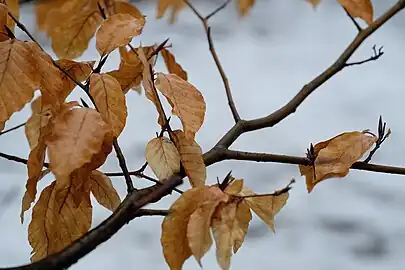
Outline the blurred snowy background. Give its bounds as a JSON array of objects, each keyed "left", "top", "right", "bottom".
[{"left": 1, "top": 0, "right": 405, "bottom": 269}]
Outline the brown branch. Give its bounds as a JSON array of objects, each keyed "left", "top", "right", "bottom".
[
  {"left": 0, "top": 175, "right": 182, "bottom": 270},
  {"left": 112, "top": 140, "right": 135, "bottom": 192},
  {"left": 183, "top": 0, "right": 240, "bottom": 123},
  {"left": 212, "top": 149, "right": 405, "bottom": 176},
  {"left": 206, "top": 0, "right": 405, "bottom": 150},
  {"left": 343, "top": 8, "right": 362, "bottom": 32}
]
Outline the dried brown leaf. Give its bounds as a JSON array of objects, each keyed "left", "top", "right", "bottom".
[
  {"left": 90, "top": 73, "right": 127, "bottom": 137},
  {"left": 161, "top": 48, "right": 187, "bottom": 81},
  {"left": 299, "top": 131, "right": 377, "bottom": 192},
  {"left": 0, "top": 0, "right": 18, "bottom": 31},
  {"left": 0, "top": 40, "right": 40, "bottom": 131},
  {"left": 28, "top": 181, "right": 92, "bottom": 261},
  {"left": 161, "top": 187, "right": 206, "bottom": 270},
  {"left": 45, "top": 0, "right": 103, "bottom": 58},
  {"left": 172, "top": 130, "right": 206, "bottom": 187},
  {"left": 107, "top": 45, "right": 155, "bottom": 94},
  {"left": 338, "top": 0, "right": 373, "bottom": 24},
  {"left": 88, "top": 170, "right": 120, "bottom": 211},
  {"left": 155, "top": 73, "right": 206, "bottom": 140},
  {"left": 241, "top": 187, "right": 289, "bottom": 232},
  {"left": 105, "top": 1, "right": 143, "bottom": 19},
  {"left": 187, "top": 186, "right": 229, "bottom": 265},
  {"left": 238, "top": 0, "right": 255, "bottom": 16},
  {"left": 232, "top": 201, "right": 251, "bottom": 253},
  {"left": 45, "top": 107, "right": 111, "bottom": 178},
  {"left": 156, "top": 0, "right": 185, "bottom": 24},
  {"left": 145, "top": 136, "right": 181, "bottom": 181},
  {"left": 211, "top": 201, "right": 237, "bottom": 270},
  {"left": 96, "top": 13, "right": 145, "bottom": 56},
  {"left": 0, "top": 4, "right": 9, "bottom": 42},
  {"left": 35, "top": 0, "right": 65, "bottom": 32}
]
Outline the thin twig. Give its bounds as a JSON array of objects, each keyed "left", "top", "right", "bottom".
[
  {"left": 204, "top": 1, "right": 405, "bottom": 151},
  {"left": 344, "top": 8, "right": 362, "bottom": 32},
  {"left": 345, "top": 45, "right": 384, "bottom": 67},
  {"left": 0, "top": 122, "right": 25, "bottom": 136},
  {"left": 364, "top": 116, "right": 391, "bottom": 163},
  {"left": 183, "top": 0, "right": 240, "bottom": 123},
  {"left": 112, "top": 140, "right": 135, "bottom": 192}
]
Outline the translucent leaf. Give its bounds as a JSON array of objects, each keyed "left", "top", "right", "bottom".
[
  {"left": 88, "top": 170, "right": 120, "bottom": 211},
  {"left": 299, "top": 131, "right": 377, "bottom": 192},
  {"left": 145, "top": 136, "right": 181, "bottom": 181}
]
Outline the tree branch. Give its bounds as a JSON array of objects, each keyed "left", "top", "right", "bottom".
[
  {"left": 183, "top": 0, "right": 240, "bottom": 123},
  {"left": 206, "top": 0, "right": 405, "bottom": 150},
  {"left": 0, "top": 175, "right": 182, "bottom": 270},
  {"left": 0, "top": 122, "right": 25, "bottom": 136}
]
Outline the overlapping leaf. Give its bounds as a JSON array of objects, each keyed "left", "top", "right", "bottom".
[
  {"left": 161, "top": 48, "right": 187, "bottom": 81},
  {"left": 161, "top": 178, "right": 290, "bottom": 269},
  {"left": 45, "top": 107, "right": 112, "bottom": 178},
  {"left": 90, "top": 73, "right": 128, "bottom": 137},
  {"left": 96, "top": 13, "right": 145, "bottom": 56},
  {"left": 299, "top": 131, "right": 377, "bottom": 192},
  {"left": 0, "top": 4, "right": 9, "bottom": 42},
  {"left": 155, "top": 73, "right": 206, "bottom": 140},
  {"left": 156, "top": 0, "right": 185, "bottom": 24},
  {"left": 107, "top": 45, "right": 156, "bottom": 94},
  {"left": 145, "top": 136, "right": 181, "bottom": 181},
  {"left": 0, "top": 0, "right": 19, "bottom": 31},
  {"left": 88, "top": 170, "right": 121, "bottom": 211},
  {"left": 338, "top": 0, "right": 373, "bottom": 25},
  {"left": 172, "top": 130, "right": 206, "bottom": 188}
]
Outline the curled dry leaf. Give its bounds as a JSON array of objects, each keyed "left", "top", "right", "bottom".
[
  {"left": 138, "top": 46, "right": 166, "bottom": 126},
  {"left": 96, "top": 13, "right": 145, "bottom": 56},
  {"left": 161, "top": 187, "right": 206, "bottom": 270},
  {"left": 145, "top": 136, "right": 181, "bottom": 181},
  {"left": 232, "top": 201, "right": 252, "bottom": 253},
  {"left": 187, "top": 187, "right": 229, "bottom": 265},
  {"left": 156, "top": 0, "right": 185, "bottom": 24},
  {"left": 338, "top": 0, "right": 373, "bottom": 25},
  {"left": 0, "top": 40, "right": 40, "bottom": 131},
  {"left": 299, "top": 131, "right": 377, "bottom": 192},
  {"left": 155, "top": 73, "right": 206, "bottom": 140},
  {"left": 88, "top": 170, "right": 121, "bottom": 211},
  {"left": 45, "top": 107, "right": 112, "bottom": 178},
  {"left": 35, "top": 0, "right": 65, "bottom": 31},
  {"left": 44, "top": 0, "right": 103, "bottom": 58},
  {"left": 240, "top": 186, "right": 289, "bottom": 232},
  {"left": 107, "top": 45, "right": 156, "bottom": 94},
  {"left": 161, "top": 48, "right": 188, "bottom": 81},
  {"left": 238, "top": 0, "right": 255, "bottom": 16},
  {"left": 90, "top": 73, "right": 128, "bottom": 137},
  {"left": 172, "top": 130, "right": 206, "bottom": 188},
  {"left": 28, "top": 181, "right": 92, "bottom": 262}
]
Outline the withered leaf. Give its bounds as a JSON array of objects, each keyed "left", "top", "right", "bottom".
[
  {"left": 240, "top": 186, "right": 289, "bottom": 232},
  {"left": 155, "top": 73, "right": 206, "bottom": 140},
  {"left": 35, "top": 0, "right": 65, "bottom": 32},
  {"left": 0, "top": 4, "right": 9, "bottom": 42},
  {"left": 105, "top": 1, "right": 143, "bottom": 19},
  {"left": 238, "top": 0, "right": 255, "bottom": 16},
  {"left": 299, "top": 131, "right": 377, "bottom": 192},
  {"left": 161, "top": 187, "right": 206, "bottom": 270},
  {"left": 161, "top": 48, "right": 187, "bottom": 81},
  {"left": 232, "top": 201, "right": 251, "bottom": 253},
  {"left": 172, "top": 130, "right": 206, "bottom": 188},
  {"left": 107, "top": 45, "right": 156, "bottom": 94},
  {"left": 338, "top": 0, "right": 373, "bottom": 25},
  {"left": 156, "top": 0, "right": 185, "bottom": 24},
  {"left": 0, "top": 39, "right": 40, "bottom": 131},
  {"left": 45, "top": 0, "right": 103, "bottom": 58},
  {"left": 211, "top": 201, "right": 237, "bottom": 270},
  {"left": 90, "top": 73, "right": 128, "bottom": 138},
  {"left": 96, "top": 13, "right": 145, "bottom": 56},
  {"left": 0, "top": 0, "right": 19, "bottom": 31},
  {"left": 145, "top": 136, "right": 181, "bottom": 181},
  {"left": 187, "top": 186, "right": 229, "bottom": 265},
  {"left": 46, "top": 107, "right": 111, "bottom": 178},
  {"left": 28, "top": 181, "right": 92, "bottom": 261},
  {"left": 88, "top": 170, "right": 120, "bottom": 211}
]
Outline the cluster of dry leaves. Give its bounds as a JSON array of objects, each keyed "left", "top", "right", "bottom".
[{"left": 0, "top": 0, "right": 386, "bottom": 269}]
